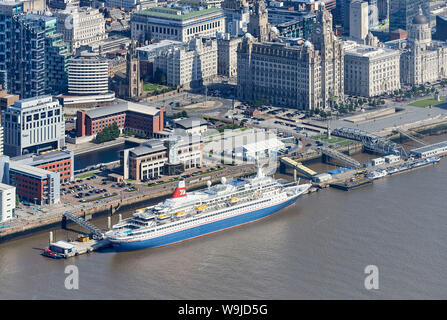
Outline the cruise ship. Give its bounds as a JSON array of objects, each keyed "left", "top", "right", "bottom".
[{"left": 105, "top": 168, "right": 311, "bottom": 251}]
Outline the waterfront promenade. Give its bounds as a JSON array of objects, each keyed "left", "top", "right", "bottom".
[{"left": 0, "top": 164, "right": 257, "bottom": 241}]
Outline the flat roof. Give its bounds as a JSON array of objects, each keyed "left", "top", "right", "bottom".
[
  {"left": 85, "top": 102, "right": 160, "bottom": 119},
  {"left": 130, "top": 145, "right": 166, "bottom": 156},
  {"left": 9, "top": 163, "right": 53, "bottom": 179},
  {"left": 173, "top": 117, "right": 208, "bottom": 129},
  {"left": 411, "top": 141, "right": 447, "bottom": 154},
  {"left": 50, "top": 241, "right": 75, "bottom": 250},
  {"left": 138, "top": 7, "right": 221, "bottom": 20},
  {"left": 12, "top": 150, "right": 73, "bottom": 164}
]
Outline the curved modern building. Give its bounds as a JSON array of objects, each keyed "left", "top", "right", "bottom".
[
  {"left": 61, "top": 51, "right": 115, "bottom": 107},
  {"left": 68, "top": 51, "right": 109, "bottom": 95}
]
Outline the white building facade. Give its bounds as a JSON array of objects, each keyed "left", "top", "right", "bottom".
[
  {"left": 154, "top": 37, "right": 218, "bottom": 89},
  {"left": 54, "top": 8, "right": 107, "bottom": 51},
  {"left": 0, "top": 183, "right": 15, "bottom": 222},
  {"left": 68, "top": 52, "right": 110, "bottom": 95},
  {"left": 2, "top": 96, "right": 65, "bottom": 157},
  {"left": 131, "top": 6, "right": 225, "bottom": 43},
  {"left": 400, "top": 9, "right": 447, "bottom": 86},
  {"left": 344, "top": 41, "right": 401, "bottom": 97}
]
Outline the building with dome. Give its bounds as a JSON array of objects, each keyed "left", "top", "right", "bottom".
[
  {"left": 400, "top": 8, "right": 447, "bottom": 86},
  {"left": 390, "top": 0, "right": 430, "bottom": 32},
  {"left": 237, "top": 4, "right": 344, "bottom": 110}
]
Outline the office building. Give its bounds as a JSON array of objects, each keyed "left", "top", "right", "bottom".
[
  {"left": 54, "top": 7, "right": 107, "bottom": 52},
  {"left": 0, "top": 183, "right": 15, "bottom": 222},
  {"left": 350, "top": 1, "right": 368, "bottom": 41},
  {"left": 9, "top": 163, "right": 60, "bottom": 205},
  {"left": 76, "top": 101, "right": 165, "bottom": 138},
  {"left": 11, "top": 150, "right": 74, "bottom": 182},
  {"left": 344, "top": 41, "right": 401, "bottom": 97},
  {"left": 216, "top": 33, "right": 242, "bottom": 78},
  {"left": 121, "top": 134, "right": 203, "bottom": 180},
  {"left": 0, "top": 5, "right": 71, "bottom": 98},
  {"left": 237, "top": 6, "right": 344, "bottom": 110},
  {"left": 131, "top": 6, "right": 225, "bottom": 43},
  {"left": 153, "top": 37, "right": 218, "bottom": 89},
  {"left": 222, "top": 0, "right": 249, "bottom": 36},
  {"left": 59, "top": 51, "right": 115, "bottom": 107},
  {"left": 389, "top": 0, "right": 430, "bottom": 31},
  {"left": 400, "top": 9, "right": 447, "bottom": 86},
  {"left": 121, "top": 139, "right": 168, "bottom": 181},
  {"left": 275, "top": 13, "right": 316, "bottom": 40},
  {"left": 68, "top": 52, "right": 109, "bottom": 96},
  {"left": 2, "top": 96, "right": 65, "bottom": 157}
]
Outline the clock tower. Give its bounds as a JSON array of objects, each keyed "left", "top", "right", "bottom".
[{"left": 310, "top": 3, "right": 344, "bottom": 109}]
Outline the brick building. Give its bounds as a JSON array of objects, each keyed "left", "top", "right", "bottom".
[
  {"left": 76, "top": 102, "right": 165, "bottom": 138},
  {"left": 11, "top": 150, "right": 74, "bottom": 183}
]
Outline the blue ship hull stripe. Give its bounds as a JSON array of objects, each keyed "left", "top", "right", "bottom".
[{"left": 111, "top": 194, "right": 300, "bottom": 251}]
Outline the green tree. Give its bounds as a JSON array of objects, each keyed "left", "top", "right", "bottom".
[{"left": 96, "top": 123, "right": 120, "bottom": 143}]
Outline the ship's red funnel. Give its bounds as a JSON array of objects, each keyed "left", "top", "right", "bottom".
[{"left": 172, "top": 180, "right": 187, "bottom": 198}]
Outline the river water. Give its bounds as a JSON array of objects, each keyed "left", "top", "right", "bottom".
[{"left": 1, "top": 136, "right": 447, "bottom": 299}]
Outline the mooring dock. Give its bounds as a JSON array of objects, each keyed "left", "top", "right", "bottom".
[{"left": 43, "top": 213, "right": 112, "bottom": 259}]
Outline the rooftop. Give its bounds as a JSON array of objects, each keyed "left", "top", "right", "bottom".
[
  {"left": 173, "top": 117, "right": 208, "bottom": 129},
  {"left": 84, "top": 102, "right": 161, "bottom": 119},
  {"left": 9, "top": 163, "right": 54, "bottom": 179},
  {"left": 411, "top": 141, "right": 447, "bottom": 154},
  {"left": 138, "top": 7, "right": 221, "bottom": 20}
]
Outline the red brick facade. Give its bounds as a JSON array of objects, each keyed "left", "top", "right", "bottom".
[
  {"left": 37, "top": 158, "right": 72, "bottom": 182},
  {"left": 14, "top": 174, "right": 47, "bottom": 203},
  {"left": 77, "top": 107, "right": 165, "bottom": 137}
]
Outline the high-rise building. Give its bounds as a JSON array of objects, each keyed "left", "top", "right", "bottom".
[
  {"left": 23, "top": 14, "right": 72, "bottom": 95},
  {"left": 216, "top": 33, "right": 243, "bottom": 79},
  {"left": 0, "top": 4, "right": 71, "bottom": 99},
  {"left": 222, "top": 0, "right": 250, "bottom": 37},
  {"left": 237, "top": 5, "right": 344, "bottom": 110},
  {"left": 68, "top": 52, "right": 109, "bottom": 96},
  {"left": 61, "top": 51, "right": 115, "bottom": 107},
  {"left": 247, "top": 0, "right": 270, "bottom": 42},
  {"left": 389, "top": 0, "right": 430, "bottom": 32},
  {"left": 350, "top": 1, "right": 369, "bottom": 41},
  {"left": 2, "top": 96, "right": 65, "bottom": 157}
]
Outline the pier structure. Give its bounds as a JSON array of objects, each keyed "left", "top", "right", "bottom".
[
  {"left": 279, "top": 157, "right": 317, "bottom": 178},
  {"left": 319, "top": 147, "right": 362, "bottom": 168},
  {"left": 332, "top": 127, "right": 407, "bottom": 157}
]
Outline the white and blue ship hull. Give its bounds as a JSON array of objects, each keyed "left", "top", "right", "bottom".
[{"left": 111, "top": 194, "right": 300, "bottom": 251}]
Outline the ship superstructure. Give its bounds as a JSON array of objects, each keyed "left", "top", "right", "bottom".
[{"left": 106, "top": 168, "right": 311, "bottom": 251}]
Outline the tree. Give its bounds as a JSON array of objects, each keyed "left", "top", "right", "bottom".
[{"left": 96, "top": 123, "right": 120, "bottom": 143}]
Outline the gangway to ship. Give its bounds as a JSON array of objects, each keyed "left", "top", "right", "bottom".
[
  {"left": 394, "top": 128, "right": 427, "bottom": 146},
  {"left": 62, "top": 212, "right": 104, "bottom": 239},
  {"left": 319, "top": 147, "right": 362, "bottom": 169},
  {"left": 279, "top": 157, "right": 317, "bottom": 178}
]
